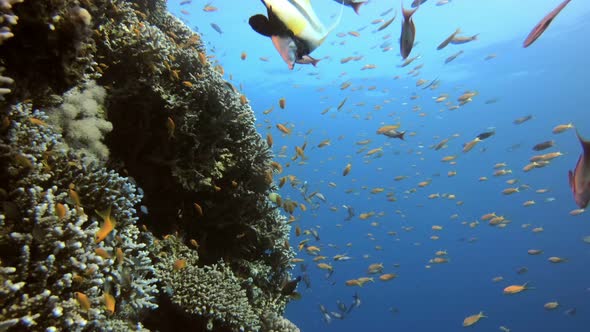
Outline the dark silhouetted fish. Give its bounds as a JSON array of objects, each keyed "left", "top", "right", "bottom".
[
  {"left": 532, "top": 140, "right": 555, "bottom": 151},
  {"left": 281, "top": 276, "right": 301, "bottom": 295},
  {"left": 569, "top": 130, "right": 590, "bottom": 208}
]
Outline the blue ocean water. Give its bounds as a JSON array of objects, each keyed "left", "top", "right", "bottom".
[{"left": 169, "top": 1, "right": 590, "bottom": 331}]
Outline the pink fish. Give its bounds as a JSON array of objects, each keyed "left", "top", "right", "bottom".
[
  {"left": 523, "top": 0, "right": 572, "bottom": 48},
  {"left": 400, "top": 3, "right": 418, "bottom": 59},
  {"left": 569, "top": 129, "right": 590, "bottom": 208}
]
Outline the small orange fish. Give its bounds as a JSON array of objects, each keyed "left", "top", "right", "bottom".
[
  {"left": 194, "top": 203, "right": 203, "bottom": 217},
  {"left": 203, "top": 5, "right": 218, "bottom": 12},
  {"left": 266, "top": 134, "right": 273, "bottom": 147},
  {"left": 379, "top": 273, "right": 397, "bottom": 281},
  {"left": 240, "top": 52, "right": 247, "bottom": 60},
  {"left": 240, "top": 95, "right": 248, "bottom": 105},
  {"left": 503, "top": 282, "right": 531, "bottom": 294},
  {"left": 462, "top": 312, "right": 486, "bottom": 327},
  {"left": 55, "top": 203, "right": 66, "bottom": 219},
  {"left": 198, "top": 52, "right": 208, "bottom": 65},
  {"left": 173, "top": 259, "right": 187, "bottom": 271},
  {"left": 94, "top": 248, "right": 111, "bottom": 259},
  {"left": 74, "top": 292, "right": 91, "bottom": 311},
  {"left": 166, "top": 116, "right": 175, "bottom": 139},
  {"left": 29, "top": 117, "right": 47, "bottom": 126},
  {"left": 276, "top": 123, "right": 291, "bottom": 135},
  {"left": 116, "top": 248, "right": 124, "bottom": 266},
  {"left": 68, "top": 184, "right": 82, "bottom": 213},
  {"left": 182, "top": 81, "right": 193, "bottom": 88},
  {"left": 279, "top": 98, "right": 286, "bottom": 109},
  {"left": 95, "top": 206, "right": 116, "bottom": 243},
  {"left": 104, "top": 292, "right": 115, "bottom": 315}
]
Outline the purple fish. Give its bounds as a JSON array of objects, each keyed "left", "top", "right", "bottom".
[
  {"left": 569, "top": 129, "right": 590, "bottom": 208},
  {"left": 400, "top": 3, "right": 418, "bottom": 59},
  {"left": 523, "top": 0, "right": 572, "bottom": 48}
]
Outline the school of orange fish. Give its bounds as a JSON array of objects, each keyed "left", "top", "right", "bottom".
[{"left": 172, "top": 0, "right": 588, "bottom": 329}]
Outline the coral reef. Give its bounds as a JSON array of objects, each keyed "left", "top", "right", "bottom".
[
  {"left": 47, "top": 80, "right": 113, "bottom": 162},
  {"left": 154, "top": 236, "right": 261, "bottom": 331},
  {"left": 0, "top": 0, "right": 297, "bottom": 330},
  {"left": 0, "top": 104, "right": 157, "bottom": 330}
]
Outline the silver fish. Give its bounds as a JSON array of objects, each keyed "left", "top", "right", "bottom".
[{"left": 437, "top": 28, "right": 460, "bottom": 50}]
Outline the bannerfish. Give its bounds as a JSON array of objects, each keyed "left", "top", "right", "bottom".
[
  {"left": 523, "top": 0, "right": 572, "bottom": 48},
  {"left": 569, "top": 129, "right": 590, "bottom": 208},
  {"left": 400, "top": 2, "right": 418, "bottom": 59},
  {"left": 249, "top": 0, "right": 342, "bottom": 69},
  {"left": 332, "top": 0, "right": 366, "bottom": 15}
]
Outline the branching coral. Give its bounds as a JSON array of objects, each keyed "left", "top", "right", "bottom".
[
  {"left": 0, "top": 103, "right": 157, "bottom": 331},
  {"left": 154, "top": 236, "right": 261, "bottom": 331}
]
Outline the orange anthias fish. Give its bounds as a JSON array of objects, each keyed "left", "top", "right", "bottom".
[
  {"left": 569, "top": 130, "right": 590, "bottom": 208},
  {"left": 400, "top": 2, "right": 418, "bottom": 59},
  {"left": 95, "top": 206, "right": 116, "bottom": 243},
  {"left": 523, "top": 0, "right": 572, "bottom": 48}
]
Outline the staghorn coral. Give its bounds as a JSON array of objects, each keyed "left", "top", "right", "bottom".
[
  {"left": 261, "top": 312, "right": 300, "bottom": 332},
  {"left": 154, "top": 236, "right": 261, "bottom": 331},
  {"left": 0, "top": 103, "right": 157, "bottom": 331}
]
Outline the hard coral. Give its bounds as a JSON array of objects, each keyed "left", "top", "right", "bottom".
[
  {"left": 154, "top": 235, "right": 261, "bottom": 331},
  {"left": 0, "top": 104, "right": 157, "bottom": 331},
  {"left": 48, "top": 80, "right": 113, "bottom": 162}
]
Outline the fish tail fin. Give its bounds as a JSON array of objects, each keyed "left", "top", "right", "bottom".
[
  {"left": 575, "top": 128, "right": 590, "bottom": 155},
  {"left": 472, "top": 33, "right": 480, "bottom": 40},
  {"left": 95, "top": 206, "right": 112, "bottom": 221},
  {"left": 402, "top": 2, "right": 419, "bottom": 19},
  {"left": 400, "top": 131, "right": 406, "bottom": 140},
  {"left": 352, "top": 2, "right": 366, "bottom": 15},
  {"left": 479, "top": 311, "right": 487, "bottom": 318}
]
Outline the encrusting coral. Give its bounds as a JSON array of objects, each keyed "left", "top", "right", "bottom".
[{"left": 0, "top": 0, "right": 298, "bottom": 330}]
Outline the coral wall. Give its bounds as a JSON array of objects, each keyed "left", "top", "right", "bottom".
[{"left": 0, "top": 0, "right": 298, "bottom": 331}]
